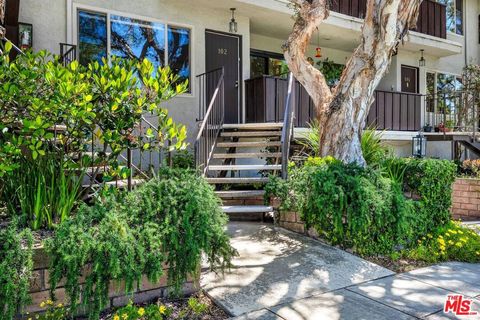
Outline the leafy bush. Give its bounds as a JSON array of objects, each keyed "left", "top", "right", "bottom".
[
  {"left": 405, "top": 221, "right": 480, "bottom": 263},
  {"left": 0, "top": 43, "right": 189, "bottom": 227},
  {"left": 267, "top": 160, "right": 416, "bottom": 254},
  {"left": 46, "top": 169, "right": 236, "bottom": 319},
  {"left": 383, "top": 158, "right": 457, "bottom": 235},
  {"left": 172, "top": 150, "right": 195, "bottom": 169},
  {"left": 0, "top": 223, "right": 33, "bottom": 320},
  {"left": 266, "top": 157, "right": 457, "bottom": 255}
]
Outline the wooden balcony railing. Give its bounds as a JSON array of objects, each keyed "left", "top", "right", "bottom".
[
  {"left": 245, "top": 75, "right": 423, "bottom": 132},
  {"left": 330, "top": 0, "right": 447, "bottom": 39}
]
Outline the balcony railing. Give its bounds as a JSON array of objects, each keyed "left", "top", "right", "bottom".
[
  {"left": 331, "top": 0, "right": 446, "bottom": 39},
  {"left": 245, "top": 75, "right": 423, "bottom": 131}
]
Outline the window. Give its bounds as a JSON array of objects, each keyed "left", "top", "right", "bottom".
[
  {"left": 426, "top": 71, "right": 463, "bottom": 116},
  {"left": 77, "top": 9, "right": 191, "bottom": 91},
  {"left": 437, "top": 0, "right": 463, "bottom": 35},
  {"left": 250, "top": 50, "right": 289, "bottom": 78},
  {"left": 78, "top": 11, "right": 107, "bottom": 66}
]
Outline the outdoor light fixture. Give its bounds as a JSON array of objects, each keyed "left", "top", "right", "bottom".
[
  {"left": 419, "top": 49, "right": 426, "bottom": 67},
  {"left": 229, "top": 8, "right": 238, "bottom": 33},
  {"left": 412, "top": 133, "right": 427, "bottom": 158}
]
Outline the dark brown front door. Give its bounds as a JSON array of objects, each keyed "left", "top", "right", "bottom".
[
  {"left": 205, "top": 30, "right": 241, "bottom": 124},
  {"left": 401, "top": 65, "right": 419, "bottom": 93}
]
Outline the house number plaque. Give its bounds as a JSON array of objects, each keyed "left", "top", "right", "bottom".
[{"left": 218, "top": 48, "right": 228, "bottom": 55}]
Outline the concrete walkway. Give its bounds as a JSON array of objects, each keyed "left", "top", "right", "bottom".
[{"left": 201, "top": 222, "right": 480, "bottom": 320}]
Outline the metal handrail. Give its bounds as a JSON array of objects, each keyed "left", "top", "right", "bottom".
[
  {"left": 194, "top": 68, "right": 225, "bottom": 175},
  {"left": 281, "top": 73, "right": 295, "bottom": 179}
]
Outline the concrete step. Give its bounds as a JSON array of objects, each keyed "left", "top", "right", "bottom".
[
  {"left": 212, "top": 152, "right": 282, "bottom": 159},
  {"left": 82, "top": 178, "right": 144, "bottom": 189},
  {"left": 215, "top": 190, "right": 266, "bottom": 198},
  {"left": 222, "top": 123, "right": 283, "bottom": 130},
  {"left": 220, "top": 131, "right": 282, "bottom": 137},
  {"left": 216, "top": 141, "right": 281, "bottom": 148},
  {"left": 206, "top": 177, "right": 269, "bottom": 184},
  {"left": 208, "top": 164, "right": 281, "bottom": 171},
  {"left": 221, "top": 205, "right": 274, "bottom": 213}
]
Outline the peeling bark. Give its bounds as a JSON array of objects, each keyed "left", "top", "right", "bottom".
[
  {"left": 0, "top": 0, "right": 5, "bottom": 39},
  {"left": 284, "top": 0, "right": 422, "bottom": 166}
]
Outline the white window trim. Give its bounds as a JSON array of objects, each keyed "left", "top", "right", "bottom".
[{"left": 67, "top": 1, "right": 195, "bottom": 98}]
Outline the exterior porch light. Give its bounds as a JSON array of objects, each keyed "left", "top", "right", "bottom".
[
  {"left": 229, "top": 8, "right": 238, "bottom": 33},
  {"left": 419, "top": 49, "right": 426, "bottom": 67},
  {"left": 412, "top": 133, "right": 427, "bottom": 158}
]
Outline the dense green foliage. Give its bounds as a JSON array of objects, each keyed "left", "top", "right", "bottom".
[
  {"left": 404, "top": 221, "right": 480, "bottom": 263},
  {"left": 266, "top": 157, "right": 457, "bottom": 255},
  {"left": 0, "top": 42, "right": 188, "bottom": 228},
  {"left": 0, "top": 223, "right": 33, "bottom": 320},
  {"left": 1, "top": 154, "right": 83, "bottom": 230},
  {"left": 171, "top": 150, "right": 195, "bottom": 169},
  {"left": 46, "top": 169, "right": 236, "bottom": 319}
]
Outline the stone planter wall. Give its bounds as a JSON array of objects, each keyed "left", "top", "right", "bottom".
[
  {"left": 25, "top": 247, "right": 197, "bottom": 315},
  {"left": 452, "top": 178, "right": 480, "bottom": 221}
]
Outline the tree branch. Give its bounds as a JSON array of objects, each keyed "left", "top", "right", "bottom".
[
  {"left": 0, "top": 0, "right": 5, "bottom": 39},
  {"left": 283, "top": 0, "right": 332, "bottom": 110}
]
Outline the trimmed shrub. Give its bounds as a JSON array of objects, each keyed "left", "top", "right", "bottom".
[
  {"left": 266, "top": 157, "right": 457, "bottom": 255},
  {"left": 46, "top": 169, "right": 236, "bottom": 319}
]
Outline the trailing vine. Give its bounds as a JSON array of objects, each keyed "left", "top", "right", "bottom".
[
  {"left": 0, "top": 222, "right": 33, "bottom": 320},
  {"left": 46, "top": 169, "right": 236, "bottom": 319}
]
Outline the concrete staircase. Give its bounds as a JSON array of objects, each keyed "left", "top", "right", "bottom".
[{"left": 206, "top": 122, "right": 284, "bottom": 219}]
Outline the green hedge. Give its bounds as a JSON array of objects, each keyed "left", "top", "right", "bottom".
[
  {"left": 266, "top": 157, "right": 457, "bottom": 255},
  {"left": 46, "top": 169, "right": 236, "bottom": 319}
]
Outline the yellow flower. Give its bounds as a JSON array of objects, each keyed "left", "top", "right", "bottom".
[
  {"left": 427, "top": 234, "right": 433, "bottom": 239},
  {"left": 455, "top": 242, "right": 463, "bottom": 248},
  {"left": 40, "top": 302, "right": 46, "bottom": 308},
  {"left": 159, "top": 305, "right": 167, "bottom": 314},
  {"left": 122, "top": 314, "right": 128, "bottom": 320},
  {"left": 113, "top": 315, "right": 120, "bottom": 320},
  {"left": 138, "top": 307, "right": 145, "bottom": 316},
  {"left": 448, "top": 240, "right": 454, "bottom": 245},
  {"left": 57, "top": 303, "right": 63, "bottom": 308},
  {"left": 46, "top": 299, "right": 53, "bottom": 305}
]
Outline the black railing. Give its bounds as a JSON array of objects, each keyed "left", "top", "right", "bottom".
[
  {"left": 59, "top": 43, "right": 76, "bottom": 66},
  {"left": 194, "top": 68, "right": 225, "bottom": 175},
  {"left": 281, "top": 73, "right": 295, "bottom": 179},
  {"left": 196, "top": 68, "right": 224, "bottom": 122}
]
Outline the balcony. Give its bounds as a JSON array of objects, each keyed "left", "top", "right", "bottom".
[
  {"left": 245, "top": 75, "right": 422, "bottom": 132},
  {"left": 331, "top": 0, "right": 446, "bottom": 39}
]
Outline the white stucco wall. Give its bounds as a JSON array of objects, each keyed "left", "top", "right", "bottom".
[{"left": 19, "top": 0, "right": 252, "bottom": 144}]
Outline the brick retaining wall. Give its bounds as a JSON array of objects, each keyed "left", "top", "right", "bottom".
[
  {"left": 25, "top": 247, "right": 197, "bottom": 315},
  {"left": 452, "top": 178, "right": 480, "bottom": 221}
]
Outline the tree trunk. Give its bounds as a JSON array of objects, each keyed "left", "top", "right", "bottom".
[
  {"left": 284, "top": 0, "right": 422, "bottom": 166},
  {"left": 0, "top": 0, "right": 5, "bottom": 40}
]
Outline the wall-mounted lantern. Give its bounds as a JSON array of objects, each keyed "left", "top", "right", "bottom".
[
  {"left": 412, "top": 133, "right": 427, "bottom": 158},
  {"left": 419, "top": 49, "right": 426, "bottom": 67},
  {"left": 229, "top": 8, "right": 238, "bottom": 33}
]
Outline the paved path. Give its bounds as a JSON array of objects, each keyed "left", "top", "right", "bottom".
[{"left": 201, "top": 222, "right": 480, "bottom": 320}]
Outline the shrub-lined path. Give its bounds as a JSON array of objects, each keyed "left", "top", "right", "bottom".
[{"left": 201, "top": 222, "right": 480, "bottom": 320}]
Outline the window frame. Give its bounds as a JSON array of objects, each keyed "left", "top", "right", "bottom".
[
  {"left": 71, "top": 3, "right": 195, "bottom": 97},
  {"left": 250, "top": 49, "right": 286, "bottom": 78},
  {"left": 436, "top": 0, "right": 464, "bottom": 35}
]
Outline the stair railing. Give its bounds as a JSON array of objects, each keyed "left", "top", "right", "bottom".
[
  {"left": 194, "top": 67, "right": 225, "bottom": 175},
  {"left": 281, "top": 73, "right": 295, "bottom": 180},
  {"left": 59, "top": 43, "right": 77, "bottom": 66}
]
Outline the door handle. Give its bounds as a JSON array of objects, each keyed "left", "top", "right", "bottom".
[{"left": 235, "top": 81, "right": 239, "bottom": 88}]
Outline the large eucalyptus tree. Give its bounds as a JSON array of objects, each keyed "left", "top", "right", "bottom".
[
  {"left": 0, "top": 0, "right": 5, "bottom": 39},
  {"left": 283, "top": 0, "right": 422, "bottom": 165}
]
